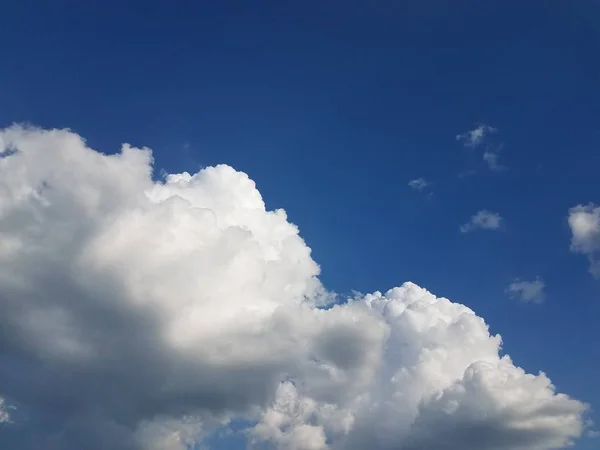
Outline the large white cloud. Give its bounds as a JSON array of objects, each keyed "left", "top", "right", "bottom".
[
  {"left": 0, "top": 125, "right": 589, "bottom": 450},
  {"left": 252, "top": 285, "right": 585, "bottom": 450}
]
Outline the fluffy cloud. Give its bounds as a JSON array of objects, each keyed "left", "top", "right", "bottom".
[
  {"left": 568, "top": 203, "right": 600, "bottom": 278},
  {"left": 0, "top": 125, "right": 589, "bottom": 450},
  {"left": 507, "top": 278, "right": 545, "bottom": 304},
  {"left": 407, "top": 177, "right": 431, "bottom": 192},
  {"left": 456, "top": 124, "right": 497, "bottom": 148},
  {"left": 0, "top": 397, "right": 12, "bottom": 424},
  {"left": 460, "top": 210, "right": 504, "bottom": 233},
  {"left": 252, "top": 285, "right": 586, "bottom": 450}
]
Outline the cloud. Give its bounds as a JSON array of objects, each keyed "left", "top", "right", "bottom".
[
  {"left": 251, "top": 286, "right": 586, "bottom": 450},
  {"left": 456, "top": 125, "right": 507, "bottom": 172},
  {"left": 483, "top": 150, "right": 505, "bottom": 172},
  {"left": 456, "top": 124, "right": 497, "bottom": 148},
  {"left": 457, "top": 169, "right": 477, "bottom": 179},
  {"left": 588, "top": 430, "right": 600, "bottom": 438},
  {"left": 568, "top": 203, "right": 600, "bottom": 278},
  {"left": 0, "top": 397, "right": 13, "bottom": 424},
  {"left": 0, "top": 125, "right": 588, "bottom": 450},
  {"left": 407, "top": 178, "right": 431, "bottom": 192},
  {"left": 460, "top": 210, "right": 504, "bottom": 233},
  {"left": 507, "top": 278, "right": 545, "bottom": 304}
]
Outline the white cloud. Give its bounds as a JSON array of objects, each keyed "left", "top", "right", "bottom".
[
  {"left": 456, "top": 125, "right": 507, "bottom": 172},
  {"left": 568, "top": 203, "right": 600, "bottom": 278},
  {"left": 407, "top": 178, "right": 430, "bottom": 192},
  {"left": 483, "top": 150, "right": 505, "bottom": 172},
  {"left": 507, "top": 278, "right": 545, "bottom": 304},
  {"left": 0, "top": 397, "right": 12, "bottom": 424},
  {"left": 0, "top": 125, "right": 588, "bottom": 450},
  {"left": 252, "top": 285, "right": 586, "bottom": 450},
  {"left": 456, "top": 124, "right": 497, "bottom": 148},
  {"left": 460, "top": 210, "right": 504, "bottom": 233},
  {"left": 588, "top": 430, "right": 600, "bottom": 438}
]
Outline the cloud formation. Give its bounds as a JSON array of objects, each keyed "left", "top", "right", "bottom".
[
  {"left": 457, "top": 124, "right": 506, "bottom": 172},
  {"left": 0, "top": 397, "right": 12, "bottom": 424},
  {"left": 568, "top": 203, "right": 600, "bottom": 278},
  {"left": 407, "top": 178, "right": 431, "bottom": 192},
  {"left": 456, "top": 124, "right": 497, "bottom": 148},
  {"left": 0, "top": 125, "right": 588, "bottom": 450},
  {"left": 483, "top": 149, "right": 505, "bottom": 172},
  {"left": 460, "top": 210, "right": 504, "bottom": 233},
  {"left": 507, "top": 278, "right": 545, "bottom": 304}
]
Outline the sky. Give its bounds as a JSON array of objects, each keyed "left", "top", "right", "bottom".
[{"left": 0, "top": 1, "right": 599, "bottom": 450}]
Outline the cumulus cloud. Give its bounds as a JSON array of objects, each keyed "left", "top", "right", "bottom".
[
  {"left": 460, "top": 210, "right": 504, "bottom": 233},
  {"left": 0, "top": 125, "right": 588, "bottom": 450},
  {"left": 456, "top": 124, "right": 497, "bottom": 148},
  {"left": 507, "top": 278, "right": 545, "bottom": 304},
  {"left": 568, "top": 203, "right": 600, "bottom": 278},
  {"left": 407, "top": 178, "right": 431, "bottom": 192}
]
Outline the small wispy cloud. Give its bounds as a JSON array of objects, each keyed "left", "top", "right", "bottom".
[
  {"left": 457, "top": 124, "right": 507, "bottom": 172},
  {"left": 0, "top": 396, "right": 13, "bottom": 424},
  {"left": 457, "top": 169, "right": 477, "bottom": 179},
  {"left": 483, "top": 150, "right": 506, "bottom": 172},
  {"left": 568, "top": 203, "right": 600, "bottom": 278},
  {"left": 587, "top": 430, "right": 600, "bottom": 438},
  {"left": 408, "top": 178, "right": 431, "bottom": 192},
  {"left": 456, "top": 124, "right": 497, "bottom": 148},
  {"left": 460, "top": 210, "right": 503, "bottom": 233},
  {"left": 506, "top": 278, "right": 545, "bottom": 304}
]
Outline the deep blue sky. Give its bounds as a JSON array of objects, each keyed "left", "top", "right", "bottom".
[{"left": 1, "top": 1, "right": 599, "bottom": 448}]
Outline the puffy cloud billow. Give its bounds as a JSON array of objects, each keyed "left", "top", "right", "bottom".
[{"left": 0, "top": 125, "right": 589, "bottom": 449}]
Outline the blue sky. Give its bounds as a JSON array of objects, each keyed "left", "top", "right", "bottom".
[{"left": 1, "top": 1, "right": 599, "bottom": 449}]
